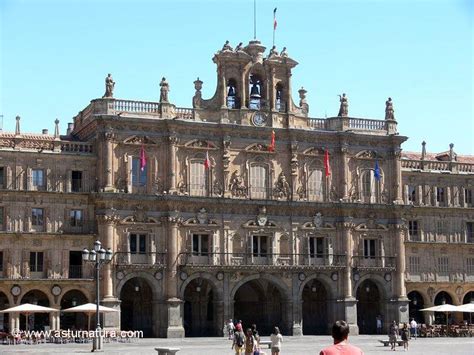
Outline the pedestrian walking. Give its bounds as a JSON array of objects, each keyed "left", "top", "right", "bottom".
[
  {"left": 319, "top": 320, "right": 363, "bottom": 355},
  {"left": 401, "top": 323, "right": 410, "bottom": 351},
  {"left": 251, "top": 324, "right": 261, "bottom": 354},
  {"left": 270, "top": 326, "right": 283, "bottom": 355},
  {"left": 227, "top": 318, "right": 236, "bottom": 339},
  {"left": 388, "top": 320, "right": 399, "bottom": 351},
  {"left": 232, "top": 323, "right": 245, "bottom": 355},
  {"left": 409, "top": 318, "right": 417, "bottom": 339},
  {"left": 244, "top": 328, "right": 257, "bottom": 355}
]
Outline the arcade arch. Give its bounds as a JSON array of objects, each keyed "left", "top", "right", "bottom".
[
  {"left": 120, "top": 277, "right": 154, "bottom": 337},
  {"left": 60, "top": 289, "right": 88, "bottom": 330},
  {"left": 20, "top": 290, "right": 50, "bottom": 331}
]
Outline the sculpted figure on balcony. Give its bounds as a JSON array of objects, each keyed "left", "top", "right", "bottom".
[
  {"left": 103, "top": 73, "right": 115, "bottom": 98},
  {"left": 338, "top": 93, "right": 348, "bottom": 117},
  {"left": 229, "top": 170, "right": 247, "bottom": 197},
  {"left": 274, "top": 172, "right": 290, "bottom": 199},
  {"left": 159, "top": 77, "right": 170, "bottom": 103},
  {"left": 385, "top": 97, "right": 395, "bottom": 120}
]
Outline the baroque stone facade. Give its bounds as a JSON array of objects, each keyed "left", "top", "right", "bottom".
[{"left": 0, "top": 40, "right": 473, "bottom": 337}]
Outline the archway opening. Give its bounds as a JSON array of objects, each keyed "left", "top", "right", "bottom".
[
  {"left": 234, "top": 279, "right": 285, "bottom": 335},
  {"left": 356, "top": 279, "right": 381, "bottom": 334},
  {"left": 434, "top": 291, "right": 453, "bottom": 325},
  {"left": 462, "top": 291, "right": 474, "bottom": 323},
  {"left": 302, "top": 279, "right": 328, "bottom": 335},
  {"left": 0, "top": 292, "right": 10, "bottom": 332},
  {"left": 183, "top": 278, "right": 218, "bottom": 337},
  {"left": 120, "top": 277, "right": 153, "bottom": 337},
  {"left": 407, "top": 291, "right": 424, "bottom": 324},
  {"left": 60, "top": 290, "right": 88, "bottom": 330},
  {"left": 20, "top": 290, "right": 50, "bottom": 331}
]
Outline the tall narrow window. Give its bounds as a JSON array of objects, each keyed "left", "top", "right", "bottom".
[
  {"left": 307, "top": 169, "right": 323, "bottom": 201},
  {"left": 132, "top": 157, "right": 147, "bottom": 187},
  {"left": 408, "top": 186, "right": 416, "bottom": 203},
  {"left": 0, "top": 251, "right": 3, "bottom": 272},
  {"left": 190, "top": 161, "right": 207, "bottom": 196},
  {"left": 408, "top": 256, "right": 420, "bottom": 273},
  {"left": 436, "top": 187, "right": 445, "bottom": 204},
  {"left": 363, "top": 239, "right": 376, "bottom": 259},
  {"left": 409, "top": 220, "right": 419, "bottom": 241},
  {"left": 0, "top": 167, "right": 4, "bottom": 188},
  {"left": 437, "top": 257, "right": 449, "bottom": 273},
  {"left": 192, "top": 234, "right": 209, "bottom": 256},
  {"left": 0, "top": 207, "right": 4, "bottom": 230},
  {"left": 466, "top": 258, "right": 474, "bottom": 274},
  {"left": 309, "top": 237, "right": 325, "bottom": 258},
  {"left": 71, "top": 171, "right": 83, "bottom": 192},
  {"left": 249, "top": 74, "right": 263, "bottom": 110},
  {"left": 467, "top": 222, "right": 474, "bottom": 243},
  {"left": 130, "top": 234, "right": 146, "bottom": 254},
  {"left": 31, "top": 208, "right": 44, "bottom": 227},
  {"left": 465, "top": 189, "right": 473, "bottom": 207},
  {"left": 32, "top": 169, "right": 44, "bottom": 189},
  {"left": 30, "top": 252, "right": 44, "bottom": 272},
  {"left": 250, "top": 165, "right": 268, "bottom": 199},
  {"left": 226, "top": 78, "right": 238, "bottom": 109},
  {"left": 275, "top": 83, "right": 285, "bottom": 112},
  {"left": 70, "top": 210, "right": 83, "bottom": 227},
  {"left": 252, "top": 235, "right": 268, "bottom": 257},
  {"left": 362, "top": 171, "right": 374, "bottom": 202}
]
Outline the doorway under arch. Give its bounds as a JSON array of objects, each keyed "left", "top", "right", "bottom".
[
  {"left": 462, "top": 291, "right": 474, "bottom": 323},
  {"left": 183, "top": 278, "right": 218, "bottom": 337},
  {"left": 407, "top": 291, "right": 424, "bottom": 324},
  {"left": 0, "top": 291, "right": 10, "bottom": 332},
  {"left": 234, "top": 279, "right": 284, "bottom": 335},
  {"left": 356, "top": 279, "right": 382, "bottom": 334},
  {"left": 60, "top": 289, "right": 88, "bottom": 330},
  {"left": 434, "top": 291, "right": 453, "bottom": 325},
  {"left": 20, "top": 290, "right": 50, "bottom": 331},
  {"left": 120, "top": 277, "right": 153, "bottom": 337},
  {"left": 302, "top": 279, "right": 328, "bottom": 335}
]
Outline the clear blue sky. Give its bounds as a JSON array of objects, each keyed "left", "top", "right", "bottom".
[{"left": 1, "top": 0, "right": 472, "bottom": 154}]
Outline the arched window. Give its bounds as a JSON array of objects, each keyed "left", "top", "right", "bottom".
[
  {"left": 226, "top": 78, "right": 238, "bottom": 109},
  {"left": 275, "top": 83, "right": 285, "bottom": 112},
  {"left": 249, "top": 74, "right": 263, "bottom": 110},
  {"left": 250, "top": 164, "right": 268, "bottom": 199},
  {"left": 189, "top": 160, "right": 208, "bottom": 196},
  {"left": 361, "top": 169, "right": 382, "bottom": 203},
  {"left": 307, "top": 169, "right": 323, "bottom": 201}
]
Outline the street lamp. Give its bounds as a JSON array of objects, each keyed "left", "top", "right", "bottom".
[{"left": 82, "top": 240, "right": 113, "bottom": 352}]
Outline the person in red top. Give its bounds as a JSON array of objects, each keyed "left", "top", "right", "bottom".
[{"left": 320, "top": 320, "right": 364, "bottom": 355}]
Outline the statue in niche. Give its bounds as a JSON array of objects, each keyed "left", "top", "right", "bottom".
[
  {"left": 385, "top": 97, "right": 395, "bottom": 120},
  {"left": 229, "top": 170, "right": 247, "bottom": 197},
  {"left": 159, "top": 77, "right": 170, "bottom": 103},
  {"left": 221, "top": 40, "right": 233, "bottom": 52},
  {"left": 274, "top": 172, "right": 290, "bottom": 199},
  {"left": 103, "top": 73, "right": 115, "bottom": 98},
  {"left": 338, "top": 93, "right": 348, "bottom": 117}
]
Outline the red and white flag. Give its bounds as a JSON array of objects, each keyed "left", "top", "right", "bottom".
[
  {"left": 324, "top": 149, "right": 331, "bottom": 177},
  {"left": 204, "top": 150, "right": 211, "bottom": 169},
  {"left": 268, "top": 130, "right": 276, "bottom": 152},
  {"left": 140, "top": 144, "right": 147, "bottom": 172},
  {"left": 273, "top": 8, "right": 278, "bottom": 30}
]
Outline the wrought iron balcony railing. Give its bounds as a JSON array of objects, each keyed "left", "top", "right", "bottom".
[{"left": 352, "top": 255, "right": 396, "bottom": 270}]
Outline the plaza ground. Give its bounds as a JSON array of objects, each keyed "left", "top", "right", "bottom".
[{"left": 1, "top": 336, "right": 473, "bottom": 354}]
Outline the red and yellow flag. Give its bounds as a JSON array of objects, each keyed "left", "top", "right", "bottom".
[{"left": 268, "top": 130, "right": 276, "bottom": 152}]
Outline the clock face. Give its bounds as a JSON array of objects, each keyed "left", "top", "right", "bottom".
[
  {"left": 51, "top": 285, "right": 62, "bottom": 296},
  {"left": 11, "top": 285, "right": 21, "bottom": 296},
  {"left": 252, "top": 112, "right": 266, "bottom": 127}
]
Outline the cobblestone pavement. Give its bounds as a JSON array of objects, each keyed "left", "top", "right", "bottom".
[{"left": 1, "top": 336, "right": 473, "bottom": 354}]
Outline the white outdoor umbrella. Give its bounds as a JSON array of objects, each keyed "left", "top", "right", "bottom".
[
  {"left": 420, "top": 304, "right": 461, "bottom": 328},
  {"left": 62, "top": 303, "right": 119, "bottom": 330},
  {"left": 456, "top": 303, "right": 474, "bottom": 324},
  {"left": 0, "top": 303, "right": 59, "bottom": 331}
]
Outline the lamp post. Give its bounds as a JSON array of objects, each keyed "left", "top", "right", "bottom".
[{"left": 82, "top": 240, "right": 113, "bottom": 352}]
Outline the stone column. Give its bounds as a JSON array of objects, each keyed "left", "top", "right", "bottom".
[
  {"left": 341, "top": 146, "right": 349, "bottom": 200},
  {"left": 168, "top": 135, "right": 178, "bottom": 194},
  {"left": 165, "top": 213, "right": 185, "bottom": 337},
  {"left": 392, "top": 150, "right": 403, "bottom": 203},
  {"left": 460, "top": 187, "right": 466, "bottom": 207},
  {"left": 340, "top": 219, "right": 358, "bottom": 334},
  {"left": 10, "top": 313, "right": 19, "bottom": 332},
  {"left": 392, "top": 222, "right": 409, "bottom": 324},
  {"left": 104, "top": 129, "right": 115, "bottom": 192}
]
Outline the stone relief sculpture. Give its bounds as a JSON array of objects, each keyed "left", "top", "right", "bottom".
[
  {"left": 103, "top": 73, "right": 115, "bottom": 98},
  {"left": 132, "top": 205, "right": 148, "bottom": 223},
  {"left": 338, "top": 93, "right": 348, "bottom": 117},
  {"left": 159, "top": 77, "right": 170, "bottom": 103},
  {"left": 229, "top": 170, "right": 247, "bottom": 197},
  {"left": 385, "top": 97, "right": 395, "bottom": 120},
  {"left": 274, "top": 172, "right": 290, "bottom": 199},
  {"left": 177, "top": 180, "right": 187, "bottom": 195}
]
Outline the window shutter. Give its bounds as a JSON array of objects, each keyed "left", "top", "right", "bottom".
[
  {"left": 247, "top": 235, "right": 253, "bottom": 263},
  {"left": 22, "top": 249, "right": 30, "bottom": 278},
  {"left": 82, "top": 170, "right": 89, "bottom": 192},
  {"left": 127, "top": 155, "right": 133, "bottom": 193},
  {"left": 26, "top": 167, "right": 32, "bottom": 191}
]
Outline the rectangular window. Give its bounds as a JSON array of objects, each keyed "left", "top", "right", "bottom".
[
  {"left": 32, "top": 169, "right": 44, "bottom": 188},
  {"left": 437, "top": 220, "right": 447, "bottom": 236},
  {"left": 437, "top": 187, "right": 445, "bottom": 204},
  {"left": 308, "top": 169, "right": 323, "bottom": 201},
  {"left": 0, "top": 251, "right": 3, "bottom": 272},
  {"left": 437, "top": 257, "right": 449, "bottom": 273},
  {"left": 408, "top": 185, "right": 416, "bottom": 203},
  {"left": 250, "top": 165, "right": 268, "bottom": 199},
  {"left": 129, "top": 234, "right": 146, "bottom": 254},
  {"left": 309, "top": 237, "right": 325, "bottom": 258},
  {"left": 69, "top": 210, "right": 83, "bottom": 227},
  {"left": 192, "top": 234, "right": 209, "bottom": 256},
  {"left": 252, "top": 235, "right": 268, "bottom": 257},
  {"left": 466, "top": 258, "right": 474, "bottom": 274},
  {"left": 408, "top": 256, "right": 420, "bottom": 273},
  {"left": 189, "top": 161, "right": 207, "bottom": 196},
  {"left": 467, "top": 222, "right": 474, "bottom": 243},
  {"left": 363, "top": 239, "right": 376, "bottom": 259},
  {"left": 71, "top": 171, "right": 83, "bottom": 192},
  {"left": 30, "top": 252, "right": 44, "bottom": 272},
  {"left": 0, "top": 207, "right": 3, "bottom": 227},
  {"left": 465, "top": 189, "right": 473, "bottom": 206},
  {"left": 408, "top": 220, "right": 419, "bottom": 241},
  {"left": 31, "top": 208, "right": 44, "bottom": 226},
  {"left": 0, "top": 167, "right": 4, "bottom": 188},
  {"left": 132, "top": 158, "right": 147, "bottom": 187}
]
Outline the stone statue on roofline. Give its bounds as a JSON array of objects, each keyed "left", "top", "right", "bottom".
[
  {"left": 338, "top": 93, "right": 348, "bottom": 117},
  {"left": 280, "top": 47, "right": 288, "bottom": 57},
  {"left": 385, "top": 97, "right": 395, "bottom": 120},
  {"left": 159, "top": 77, "right": 170, "bottom": 103},
  {"left": 235, "top": 42, "right": 244, "bottom": 52},
  {"left": 103, "top": 73, "right": 115, "bottom": 98},
  {"left": 222, "top": 40, "right": 233, "bottom": 52},
  {"left": 268, "top": 45, "right": 279, "bottom": 58}
]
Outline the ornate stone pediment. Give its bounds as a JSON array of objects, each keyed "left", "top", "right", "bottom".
[
  {"left": 355, "top": 150, "right": 382, "bottom": 159},
  {"left": 243, "top": 207, "right": 277, "bottom": 228},
  {"left": 300, "top": 221, "right": 335, "bottom": 230},
  {"left": 123, "top": 135, "right": 157, "bottom": 145},
  {"left": 245, "top": 143, "right": 271, "bottom": 153},
  {"left": 184, "top": 139, "right": 217, "bottom": 149},
  {"left": 354, "top": 223, "right": 388, "bottom": 231},
  {"left": 303, "top": 147, "right": 324, "bottom": 156},
  {"left": 182, "top": 217, "right": 218, "bottom": 226}
]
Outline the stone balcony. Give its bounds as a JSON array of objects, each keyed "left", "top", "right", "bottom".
[{"left": 401, "top": 159, "right": 474, "bottom": 173}]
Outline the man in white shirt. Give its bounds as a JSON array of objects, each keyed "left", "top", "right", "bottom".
[{"left": 410, "top": 318, "right": 417, "bottom": 339}]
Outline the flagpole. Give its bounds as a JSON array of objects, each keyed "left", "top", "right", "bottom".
[
  {"left": 273, "top": 7, "right": 277, "bottom": 47},
  {"left": 254, "top": 0, "right": 257, "bottom": 40}
]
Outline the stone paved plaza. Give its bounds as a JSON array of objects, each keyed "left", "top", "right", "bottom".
[{"left": 1, "top": 336, "right": 473, "bottom": 355}]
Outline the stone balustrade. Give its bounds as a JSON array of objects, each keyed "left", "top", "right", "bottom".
[
  {"left": 61, "top": 141, "right": 93, "bottom": 153},
  {"left": 401, "top": 159, "right": 474, "bottom": 173}
]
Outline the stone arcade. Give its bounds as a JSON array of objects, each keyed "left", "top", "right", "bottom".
[{"left": 0, "top": 40, "right": 473, "bottom": 337}]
